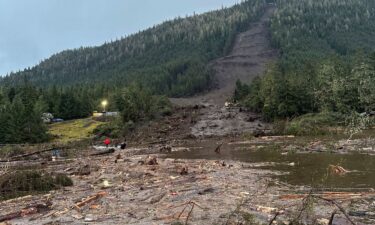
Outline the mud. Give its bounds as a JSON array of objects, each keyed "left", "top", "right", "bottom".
[
  {"left": 170, "top": 6, "right": 277, "bottom": 137},
  {"left": 191, "top": 106, "right": 272, "bottom": 137}
]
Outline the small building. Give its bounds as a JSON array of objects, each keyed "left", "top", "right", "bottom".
[{"left": 92, "top": 111, "right": 119, "bottom": 118}]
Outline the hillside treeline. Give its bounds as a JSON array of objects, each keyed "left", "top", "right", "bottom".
[
  {"left": 1, "top": 0, "right": 266, "bottom": 98},
  {"left": 235, "top": 0, "right": 375, "bottom": 120}
]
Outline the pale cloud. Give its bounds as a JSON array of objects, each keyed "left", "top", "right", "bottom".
[{"left": 0, "top": 0, "right": 240, "bottom": 76}]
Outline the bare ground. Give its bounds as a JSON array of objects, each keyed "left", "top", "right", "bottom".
[{"left": 171, "top": 6, "right": 277, "bottom": 137}]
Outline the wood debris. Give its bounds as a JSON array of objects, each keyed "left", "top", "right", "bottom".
[
  {"left": 329, "top": 165, "right": 349, "bottom": 175},
  {"left": 74, "top": 191, "right": 107, "bottom": 211},
  {"left": 146, "top": 156, "right": 158, "bottom": 165},
  {"left": 0, "top": 202, "right": 52, "bottom": 222}
]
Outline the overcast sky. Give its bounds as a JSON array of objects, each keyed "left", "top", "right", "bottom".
[{"left": 0, "top": 0, "right": 241, "bottom": 76}]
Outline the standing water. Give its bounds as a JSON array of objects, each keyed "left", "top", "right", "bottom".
[{"left": 170, "top": 139, "right": 375, "bottom": 189}]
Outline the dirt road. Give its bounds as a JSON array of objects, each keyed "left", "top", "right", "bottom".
[{"left": 171, "top": 6, "right": 277, "bottom": 137}]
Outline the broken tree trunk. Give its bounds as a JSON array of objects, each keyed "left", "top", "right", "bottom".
[
  {"left": 0, "top": 202, "right": 52, "bottom": 222},
  {"left": 0, "top": 147, "right": 63, "bottom": 162},
  {"left": 279, "top": 192, "right": 375, "bottom": 200},
  {"left": 74, "top": 191, "right": 107, "bottom": 210},
  {"left": 329, "top": 165, "right": 349, "bottom": 175},
  {"left": 90, "top": 148, "right": 115, "bottom": 156}
]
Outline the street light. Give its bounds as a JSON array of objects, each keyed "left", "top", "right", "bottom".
[{"left": 101, "top": 100, "right": 108, "bottom": 112}]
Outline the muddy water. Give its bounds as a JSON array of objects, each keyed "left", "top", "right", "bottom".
[{"left": 170, "top": 141, "right": 375, "bottom": 189}]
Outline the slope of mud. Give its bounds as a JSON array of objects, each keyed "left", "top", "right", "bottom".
[{"left": 171, "top": 6, "right": 277, "bottom": 137}]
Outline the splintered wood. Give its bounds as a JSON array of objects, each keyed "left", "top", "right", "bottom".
[
  {"left": 279, "top": 192, "right": 375, "bottom": 200},
  {"left": 74, "top": 191, "right": 107, "bottom": 210},
  {"left": 0, "top": 202, "right": 52, "bottom": 222}
]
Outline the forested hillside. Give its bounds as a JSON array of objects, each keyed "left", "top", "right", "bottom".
[
  {"left": 235, "top": 0, "right": 375, "bottom": 120},
  {"left": 272, "top": 0, "right": 375, "bottom": 70},
  {"left": 0, "top": 0, "right": 266, "bottom": 97}
]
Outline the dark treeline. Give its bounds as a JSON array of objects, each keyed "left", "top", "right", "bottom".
[
  {"left": 0, "top": 0, "right": 267, "bottom": 98},
  {"left": 0, "top": 84, "right": 49, "bottom": 143},
  {"left": 0, "top": 83, "right": 171, "bottom": 143},
  {"left": 235, "top": 0, "right": 375, "bottom": 121}
]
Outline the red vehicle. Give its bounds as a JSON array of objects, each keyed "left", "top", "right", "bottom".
[{"left": 104, "top": 138, "right": 111, "bottom": 147}]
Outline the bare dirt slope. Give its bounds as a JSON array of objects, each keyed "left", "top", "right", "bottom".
[
  {"left": 172, "top": 6, "right": 277, "bottom": 107},
  {"left": 171, "top": 6, "right": 277, "bottom": 137}
]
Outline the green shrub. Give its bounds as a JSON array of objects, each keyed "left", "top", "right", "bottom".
[
  {"left": 284, "top": 112, "right": 345, "bottom": 136},
  {"left": 0, "top": 145, "right": 25, "bottom": 158},
  {"left": 94, "top": 120, "right": 122, "bottom": 139},
  {"left": 0, "top": 171, "right": 73, "bottom": 200}
]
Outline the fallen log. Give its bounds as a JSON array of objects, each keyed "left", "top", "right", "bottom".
[
  {"left": 90, "top": 148, "right": 115, "bottom": 156},
  {"left": 0, "top": 202, "right": 52, "bottom": 222},
  {"left": 0, "top": 212, "right": 23, "bottom": 223},
  {"left": 269, "top": 211, "right": 281, "bottom": 225},
  {"left": 261, "top": 135, "right": 295, "bottom": 139},
  {"left": 329, "top": 165, "right": 349, "bottom": 175},
  {"left": 315, "top": 196, "right": 356, "bottom": 225},
  {"left": 74, "top": 191, "right": 107, "bottom": 210},
  {"left": 349, "top": 211, "right": 375, "bottom": 217},
  {"left": 0, "top": 158, "right": 74, "bottom": 169},
  {"left": 0, "top": 147, "right": 63, "bottom": 162},
  {"left": 329, "top": 210, "right": 337, "bottom": 225},
  {"left": 214, "top": 143, "right": 224, "bottom": 154},
  {"left": 139, "top": 176, "right": 207, "bottom": 191},
  {"left": 279, "top": 192, "right": 375, "bottom": 200}
]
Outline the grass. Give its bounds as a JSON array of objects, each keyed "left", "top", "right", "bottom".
[
  {"left": 48, "top": 118, "right": 105, "bottom": 143},
  {"left": 275, "top": 112, "right": 345, "bottom": 136}
]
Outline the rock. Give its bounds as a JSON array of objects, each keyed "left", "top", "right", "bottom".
[
  {"left": 198, "top": 187, "right": 215, "bottom": 195},
  {"left": 71, "top": 213, "right": 84, "bottom": 219},
  {"left": 145, "top": 192, "right": 166, "bottom": 204},
  {"left": 247, "top": 116, "right": 257, "bottom": 122},
  {"left": 159, "top": 145, "right": 172, "bottom": 153},
  {"left": 316, "top": 218, "right": 329, "bottom": 225},
  {"left": 209, "top": 123, "right": 219, "bottom": 128},
  {"left": 180, "top": 166, "right": 188, "bottom": 175},
  {"left": 84, "top": 214, "right": 97, "bottom": 222},
  {"left": 146, "top": 156, "right": 158, "bottom": 165},
  {"left": 254, "top": 130, "right": 265, "bottom": 137},
  {"left": 256, "top": 205, "right": 278, "bottom": 214},
  {"left": 75, "top": 165, "right": 91, "bottom": 176}
]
